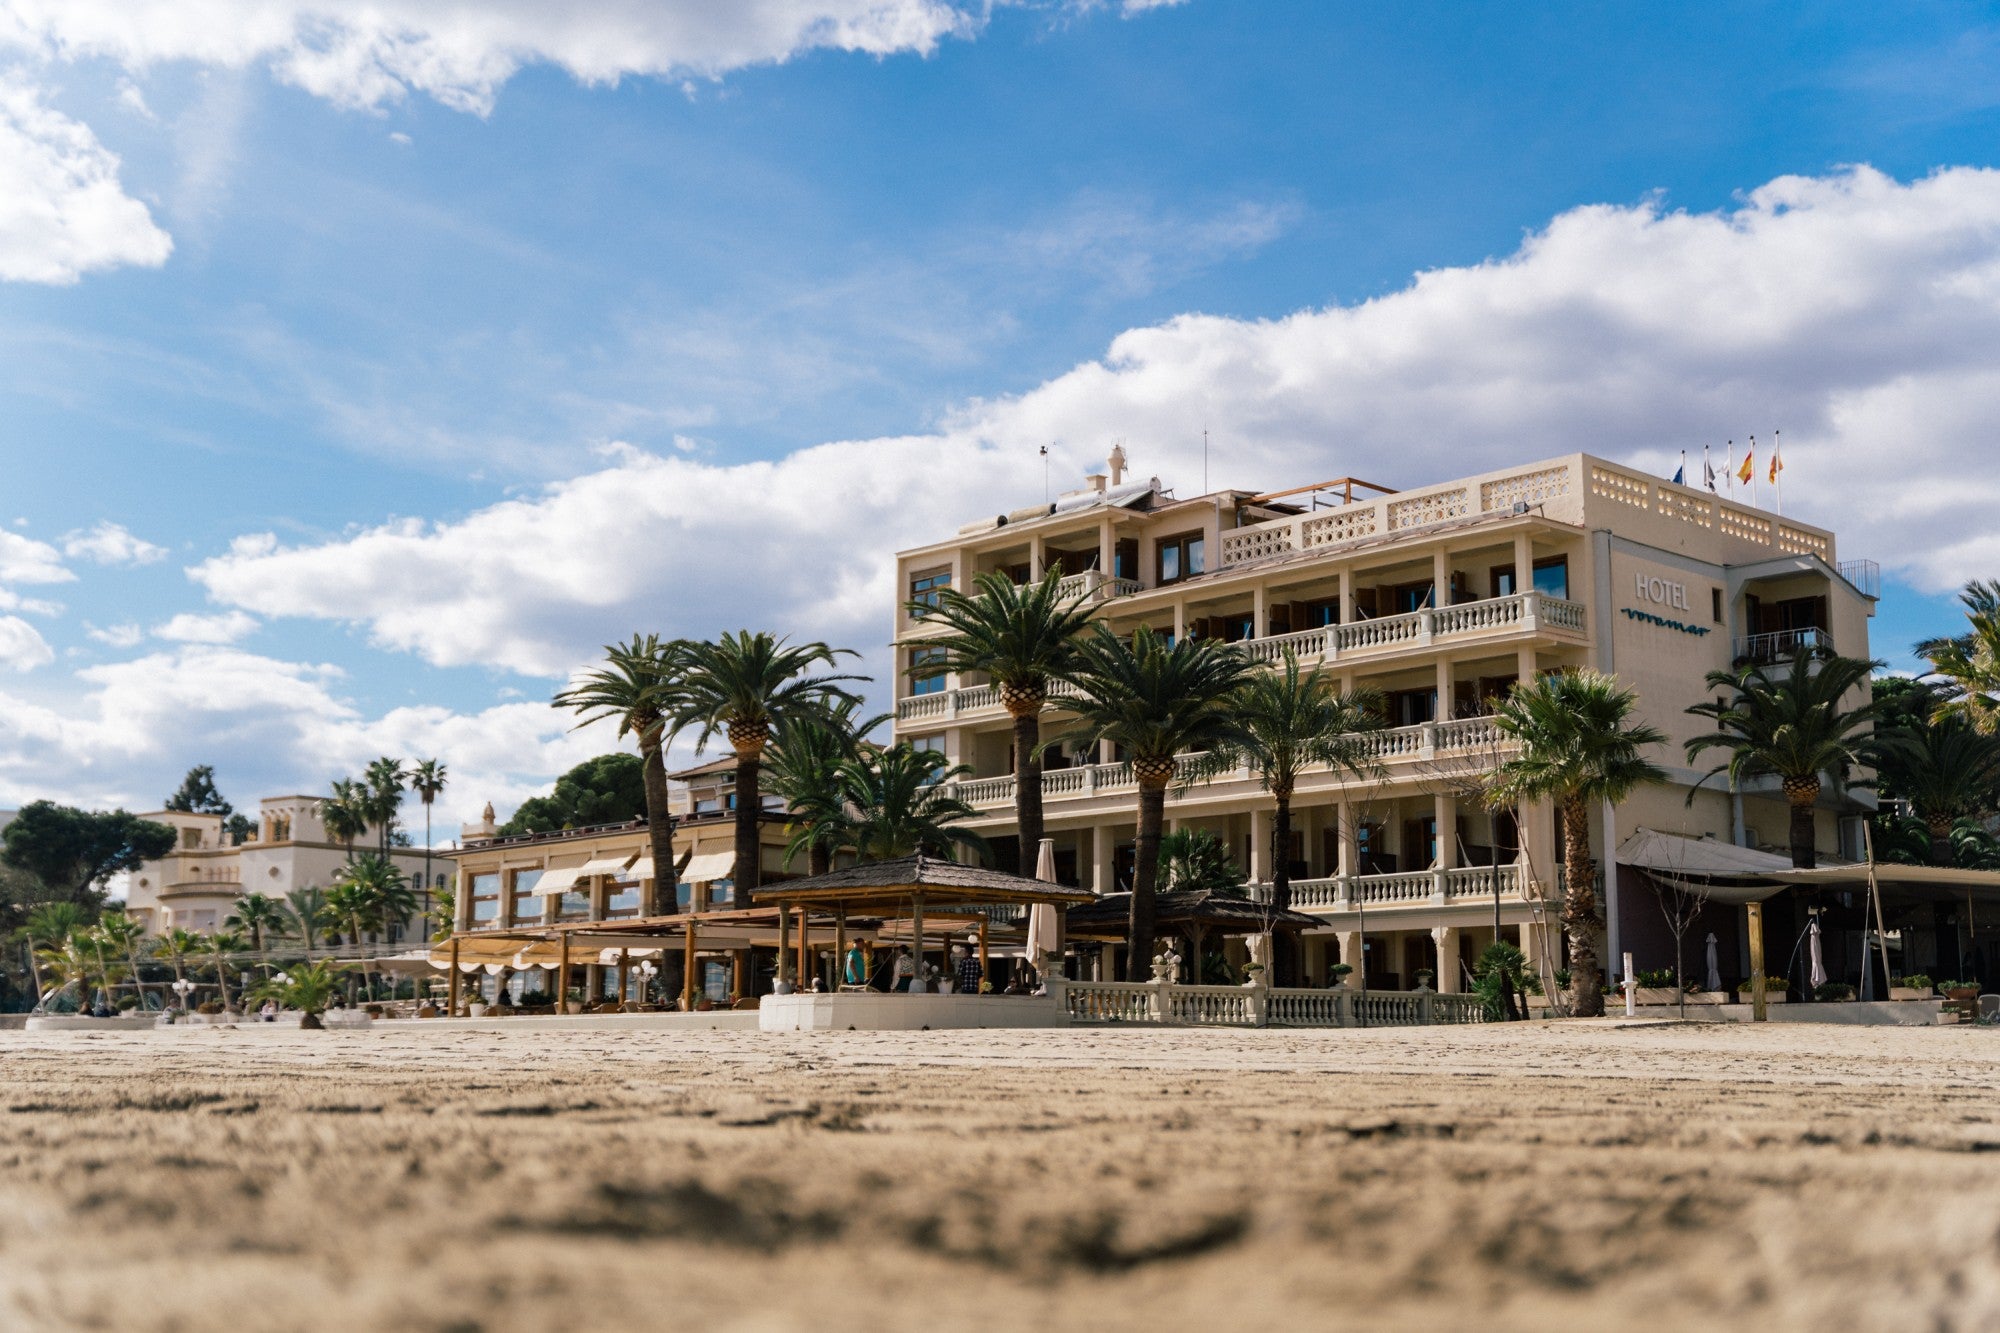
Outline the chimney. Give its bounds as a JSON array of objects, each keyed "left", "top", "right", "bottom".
[
  {"left": 1086, "top": 473, "right": 1107, "bottom": 493},
  {"left": 1107, "top": 443, "right": 1128, "bottom": 486}
]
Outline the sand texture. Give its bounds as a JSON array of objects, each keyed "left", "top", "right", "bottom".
[{"left": 3, "top": 1021, "right": 2000, "bottom": 1331}]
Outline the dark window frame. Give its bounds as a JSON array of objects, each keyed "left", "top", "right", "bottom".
[{"left": 1156, "top": 530, "right": 1207, "bottom": 586}]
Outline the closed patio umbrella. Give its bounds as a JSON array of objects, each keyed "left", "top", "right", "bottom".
[
  {"left": 1026, "top": 838, "right": 1061, "bottom": 988},
  {"left": 1808, "top": 916, "right": 1828, "bottom": 990},
  {"left": 1704, "top": 932, "right": 1721, "bottom": 993}
]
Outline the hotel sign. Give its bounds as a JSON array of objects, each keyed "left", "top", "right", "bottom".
[
  {"left": 1623, "top": 571, "right": 1711, "bottom": 636},
  {"left": 1620, "top": 607, "right": 1711, "bottom": 637}
]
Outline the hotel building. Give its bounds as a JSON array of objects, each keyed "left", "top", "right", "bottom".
[{"left": 890, "top": 450, "right": 1878, "bottom": 992}]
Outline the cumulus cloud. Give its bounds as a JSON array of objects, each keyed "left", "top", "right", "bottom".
[
  {"left": 62, "top": 520, "right": 168, "bottom": 566},
  {"left": 0, "top": 615, "right": 53, "bottom": 671},
  {"left": 152, "top": 609, "right": 258, "bottom": 644},
  {"left": 85, "top": 622, "right": 144, "bottom": 648},
  {"left": 0, "top": 73, "right": 172, "bottom": 283},
  {"left": 0, "top": 644, "right": 613, "bottom": 826},
  {"left": 190, "top": 166, "right": 2000, "bottom": 678},
  {"left": 0, "top": 529, "right": 71, "bottom": 583},
  {"left": 0, "top": 1, "right": 981, "bottom": 115}
]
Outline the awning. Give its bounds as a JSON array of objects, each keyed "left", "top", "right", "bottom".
[
  {"left": 680, "top": 850, "right": 736, "bottom": 883},
  {"left": 577, "top": 853, "right": 638, "bottom": 877},
  {"left": 1615, "top": 829, "right": 1801, "bottom": 879},
  {"left": 526, "top": 865, "right": 582, "bottom": 897}
]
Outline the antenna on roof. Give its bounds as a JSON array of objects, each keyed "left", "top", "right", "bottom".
[
  {"left": 1040, "top": 443, "right": 1050, "bottom": 503},
  {"left": 1202, "top": 426, "right": 1209, "bottom": 494}
]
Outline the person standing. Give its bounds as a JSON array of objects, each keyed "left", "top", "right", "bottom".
[
  {"left": 892, "top": 946, "right": 916, "bottom": 993},
  {"left": 954, "top": 944, "right": 983, "bottom": 996},
  {"left": 843, "top": 941, "right": 867, "bottom": 990}
]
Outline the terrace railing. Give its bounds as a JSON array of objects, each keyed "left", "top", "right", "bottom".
[
  {"left": 1248, "top": 863, "right": 1526, "bottom": 912},
  {"left": 1058, "top": 977, "right": 1487, "bottom": 1027}
]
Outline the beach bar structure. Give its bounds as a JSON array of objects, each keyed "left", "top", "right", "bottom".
[{"left": 753, "top": 854, "right": 1094, "bottom": 1031}]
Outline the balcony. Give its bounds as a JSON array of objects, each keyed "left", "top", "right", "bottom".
[
  {"left": 945, "top": 716, "right": 1509, "bottom": 811},
  {"left": 1248, "top": 862, "right": 1527, "bottom": 912},
  {"left": 1731, "top": 626, "right": 1833, "bottom": 666},
  {"left": 1056, "top": 571, "right": 1143, "bottom": 603}
]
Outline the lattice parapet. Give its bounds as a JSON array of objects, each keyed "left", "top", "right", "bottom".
[
  {"left": 1589, "top": 466, "right": 1650, "bottom": 508},
  {"left": 1386, "top": 487, "right": 1470, "bottom": 530},
  {"left": 1480, "top": 466, "right": 1573, "bottom": 512},
  {"left": 1301, "top": 506, "right": 1378, "bottom": 546},
  {"left": 1778, "top": 524, "right": 1830, "bottom": 558},
  {"left": 1654, "top": 488, "right": 1716, "bottom": 529},
  {"left": 1717, "top": 506, "right": 1772, "bottom": 542},
  {"left": 1220, "top": 525, "right": 1295, "bottom": 564}
]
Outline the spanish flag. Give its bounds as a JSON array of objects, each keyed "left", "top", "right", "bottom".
[
  {"left": 1767, "top": 436, "right": 1783, "bottom": 485},
  {"left": 1736, "top": 441, "right": 1755, "bottom": 485}
]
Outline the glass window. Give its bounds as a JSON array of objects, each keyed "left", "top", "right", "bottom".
[
  {"left": 703, "top": 961, "right": 731, "bottom": 1002},
  {"left": 1492, "top": 566, "right": 1518, "bottom": 598},
  {"left": 469, "top": 872, "right": 501, "bottom": 926},
  {"left": 509, "top": 868, "right": 544, "bottom": 926},
  {"left": 908, "top": 645, "right": 948, "bottom": 695},
  {"left": 604, "top": 877, "right": 641, "bottom": 918},
  {"left": 1157, "top": 531, "right": 1206, "bottom": 585},
  {"left": 558, "top": 883, "right": 592, "bottom": 921},
  {"left": 1532, "top": 556, "right": 1569, "bottom": 601},
  {"left": 909, "top": 569, "right": 951, "bottom": 616},
  {"left": 911, "top": 734, "right": 944, "bottom": 755}
]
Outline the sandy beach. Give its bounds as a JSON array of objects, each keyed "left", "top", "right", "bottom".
[{"left": 3, "top": 1020, "right": 1999, "bottom": 1331}]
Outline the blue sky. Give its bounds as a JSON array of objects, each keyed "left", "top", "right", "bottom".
[{"left": 2, "top": 0, "right": 1997, "bottom": 823}]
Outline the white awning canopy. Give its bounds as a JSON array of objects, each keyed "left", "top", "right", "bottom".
[
  {"left": 679, "top": 850, "right": 736, "bottom": 883},
  {"left": 1613, "top": 829, "right": 1802, "bottom": 904},
  {"left": 526, "top": 865, "right": 582, "bottom": 897},
  {"left": 577, "top": 853, "right": 638, "bottom": 877}
]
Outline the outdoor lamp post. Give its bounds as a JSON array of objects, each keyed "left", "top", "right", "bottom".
[
  {"left": 170, "top": 978, "right": 195, "bottom": 1012},
  {"left": 637, "top": 960, "right": 658, "bottom": 1004}
]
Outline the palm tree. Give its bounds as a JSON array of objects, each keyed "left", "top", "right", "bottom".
[
  {"left": 94, "top": 909, "right": 148, "bottom": 1008},
  {"left": 1879, "top": 719, "right": 2000, "bottom": 866},
  {"left": 1054, "top": 625, "right": 1258, "bottom": 975},
  {"left": 371, "top": 862, "right": 420, "bottom": 949},
  {"left": 1157, "top": 828, "right": 1248, "bottom": 895},
  {"left": 1918, "top": 579, "right": 2000, "bottom": 735},
  {"left": 33, "top": 938, "right": 94, "bottom": 1011},
  {"left": 249, "top": 959, "right": 346, "bottom": 1028},
  {"left": 674, "top": 631, "right": 866, "bottom": 894},
  {"left": 765, "top": 700, "right": 888, "bottom": 875},
  {"left": 284, "top": 886, "right": 329, "bottom": 952},
  {"left": 837, "top": 744, "right": 988, "bottom": 861},
  {"left": 912, "top": 569, "right": 1098, "bottom": 872},
  {"left": 152, "top": 927, "right": 205, "bottom": 1010},
  {"left": 1216, "top": 651, "right": 1383, "bottom": 982},
  {"left": 205, "top": 929, "right": 247, "bottom": 1012},
  {"left": 363, "top": 757, "right": 408, "bottom": 855},
  {"left": 75, "top": 924, "right": 119, "bottom": 1011},
  {"left": 1686, "top": 648, "right": 1885, "bottom": 869},
  {"left": 408, "top": 758, "right": 448, "bottom": 925},
  {"left": 555, "top": 635, "right": 686, "bottom": 916},
  {"left": 227, "top": 892, "right": 287, "bottom": 979},
  {"left": 320, "top": 779, "right": 370, "bottom": 862},
  {"left": 328, "top": 856, "right": 403, "bottom": 999},
  {"left": 23, "top": 901, "right": 86, "bottom": 1003},
  {"left": 1489, "top": 669, "right": 1669, "bottom": 1018}
]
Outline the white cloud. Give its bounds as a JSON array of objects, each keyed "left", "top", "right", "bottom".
[
  {"left": 0, "top": 1, "right": 981, "bottom": 115},
  {"left": 0, "top": 72, "right": 172, "bottom": 283},
  {"left": 190, "top": 166, "right": 2000, "bottom": 678},
  {"left": 0, "top": 529, "right": 71, "bottom": 583},
  {"left": 85, "top": 622, "right": 144, "bottom": 648},
  {"left": 0, "top": 615, "right": 53, "bottom": 671},
  {"left": 62, "top": 519, "right": 168, "bottom": 566},
  {"left": 0, "top": 644, "right": 612, "bottom": 827},
  {"left": 152, "top": 609, "right": 258, "bottom": 644}
]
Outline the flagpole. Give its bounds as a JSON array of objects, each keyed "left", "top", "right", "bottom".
[
  {"left": 1748, "top": 434, "right": 1759, "bottom": 510},
  {"left": 1771, "top": 429, "right": 1783, "bottom": 515},
  {"left": 1725, "top": 440, "right": 1734, "bottom": 498}
]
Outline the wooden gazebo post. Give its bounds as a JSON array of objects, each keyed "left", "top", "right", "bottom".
[
  {"left": 448, "top": 936, "right": 461, "bottom": 1015},
  {"left": 616, "top": 948, "right": 630, "bottom": 1007},
  {"left": 797, "top": 908, "right": 810, "bottom": 990},
  {"left": 910, "top": 896, "right": 925, "bottom": 992},
  {"left": 835, "top": 906, "right": 847, "bottom": 988},
  {"left": 977, "top": 915, "right": 989, "bottom": 988},
  {"left": 682, "top": 919, "right": 697, "bottom": 1010},
  {"left": 557, "top": 931, "right": 571, "bottom": 1011},
  {"left": 776, "top": 903, "right": 791, "bottom": 986}
]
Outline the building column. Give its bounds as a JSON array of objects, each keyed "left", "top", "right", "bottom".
[
  {"left": 1433, "top": 548, "right": 1452, "bottom": 606},
  {"left": 1432, "top": 925, "right": 1462, "bottom": 992},
  {"left": 1098, "top": 516, "right": 1115, "bottom": 585},
  {"left": 1029, "top": 541, "right": 1043, "bottom": 582},
  {"left": 1519, "top": 797, "right": 1556, "bottom": 895},
  {"left": 1513, "top": 532, "right": 1533, "bottom": 596},
  {"left": 1434, "top": 793, "right": 1457, "bottom": 871},
  {"left": 1516, "top": 644, "right": 1537, "bottom": 689},
  {"left": 1091, "top": 823, "right": 1113, "bottom": 894},
  {"left": 1335, "top": 930, "right": 1363, "bottom": 975},
  {"left": 1249, "top": 808, "right": 1270, "bottom": 884},
  {"left": 1338, "top": 566, "right": 1355, "bottom": 624},
  {"left": 1436, "top": 656, "right": 1454, "bottom": 721},
  {"left": 1337, "top": 801, "right": 1359, "bottom": 877},
  {"left": 1252, "top": 585, "right": 1267, "bottom": 639},
  {"left": 1173, "top": 599, "right": 1186, "bottom": 641}
]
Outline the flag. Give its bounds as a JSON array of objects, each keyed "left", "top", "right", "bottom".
[
  {"left": 1703, "top": 445, "right": 1717, "bottom": 492},
  {"left": 1768, "top": 437, "right": 1783, "bottom": 484},
  {"left": 1672, "top": 451, "right": 1685, "bottom": 486},
  {"left": 1736, "top": 442, "right": 1756, "bottom": 485}
]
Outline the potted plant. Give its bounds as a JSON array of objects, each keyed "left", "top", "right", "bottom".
[
  {"left": 1633, "top": 968, "right": 1682, "bottom": 1006},
  {"left": 466, "top": 995, "right": 490, "bottom": 1018},
  {"left": 1891, "top": 974, "right": 1934, "bottom": 1001},
  {"left": 1736, "top": 976, "right": 1790, "bottom": 1004},
  {"left": 1814, "top": 981, "right": 1857, "bottom": 1002},
  {"left": 1326, "top": 962, "right": 1355, "bottom": 990},
  {"left": 248, "top": 961, "right": 345, "bottom": 1029},
  {"left": 564, "top": 987, "right": 584, "bottom": 1015},
  {"left": 1412, "top": 968, "right": 1435, "bottom": 992},
  {"left": 1940, "top": 978, "right": 1981, "bottom": 1002}
]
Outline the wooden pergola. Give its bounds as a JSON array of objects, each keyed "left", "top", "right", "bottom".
[{"left": 752, "top": 854, "right": 1095, "bottom": 988}]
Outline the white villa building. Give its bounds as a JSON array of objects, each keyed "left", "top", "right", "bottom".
[
  {"left": 124, "top": 795, "right": 445, "bottom": 942},
  {"left": 890, "top": 449, "right": 1878, "bottom": 992}
]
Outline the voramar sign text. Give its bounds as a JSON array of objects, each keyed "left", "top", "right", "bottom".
[{"left": 1620, "top": 607, "right": 1712, "bottom": 636}]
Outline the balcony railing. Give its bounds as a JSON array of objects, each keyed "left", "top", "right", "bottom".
[
  {"left": 1248, "top": 862, "right": 1526, "bottom": 911},
  {"left": 1837, "top": 559, "right": 1879, "bottom": 598},
  {"left": 1055, "top": 571, "right": 1143, "bottom": 604},
  {"left": 1732, "top": 626, "right": 1833, "bottom": 665},
  {"left": 946, "top": 717, "right": 1511, "bottom": 810}
]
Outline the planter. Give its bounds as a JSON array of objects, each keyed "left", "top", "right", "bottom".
[
  {"left": 1633, "top": 988, "right": 1682, "bottom": 1006},
  {"left": 1946, "top": 987, "right": 1980, "bottom": 1002},
  {"left": 466, "top": 1003, "right": 489, "bottom": 1018},
  {"left": 564, "top": 1001, "right": 584, "bottom": 1015},
  {"left": 1890, "top": 988, "right": 1933, "bottom": 1001},
  {"left": 1736, "top": 992, "right": 1789, "bottom": 1004}
]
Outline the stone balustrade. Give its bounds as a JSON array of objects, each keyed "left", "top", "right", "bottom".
[
  {"left": 1057, "top": 975, "right": 1487, "bottom": 1027},
  {"left": 1248, "top": 863, "right": 1527, "bottom": 913}
]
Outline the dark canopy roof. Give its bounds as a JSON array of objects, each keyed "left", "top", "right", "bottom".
[
  {"left": 1066, "top": 889, "right": 1320, "bottom": 937},
  {"left": 752, "top": 854, "right": 1095, "bottom": 908}
]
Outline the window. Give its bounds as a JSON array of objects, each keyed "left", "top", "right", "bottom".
[
  {"left": 1114, "top": 539, "right": 1140, "bottom": 582},
  {"left": 1391, "top": 580, "right": 1436, "bottom": 614},
  {"left": 909, "top": 569, "right": 951, "bottom": 616},
  {"left": 1386, "top": 688, "right": 1437, "bottom": 727},
  {"left": 1711, "top": 587, "right": 1724, "bottom": 623},
  {"left": 558, "top": 880, "right": 592, "bottom": 921},
  {"left": 604, "top": 877, "right": 641, "bottom": 918},
  {"left": 1157, "top": 531, "right": 1206, "bottom": 585},
  {"left": 1491, "top": 566, "right": 1518, "bottom": 598},
  {"left": 509, "top": 868, "right": 544, "bottom": 926},
  {"left": 911, "top": 734, "right": 944, "bottom": 755},
  {"left": 908, "top": 645, "right": 948, "bottom": 696},
  {"left": 1531, "top": 555, "right": 1569, "bottom": 600},
  {"left": 469, "top": 871, "right": 501, "bottom": 926}
]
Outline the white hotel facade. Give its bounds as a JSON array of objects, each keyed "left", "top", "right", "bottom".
[{"left": 890, "top": 451, "right": 1876, "bottom": 991}]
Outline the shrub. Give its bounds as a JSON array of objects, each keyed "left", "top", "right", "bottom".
[
  {"left": 196, "top": 1000, "right": 224, "bottom": 1015},
  {"left": 1634, "top": 968, "right": 1677, "bottom": 988},
  {"left": 1814, "top": 981, "right": 1856, "bottom": 1002},
  {"left": 1895, "top": 974, "right": 1933, "bottom": 991},
  {"left": 115, "top": 995, "right": 139, "bottom": 1011},
  {"left": 1936, "top": 979, "right": 1977, "bottom": 993},
  {"left": 1735, "top": 975, "right": 1789, "bottom": 993}
]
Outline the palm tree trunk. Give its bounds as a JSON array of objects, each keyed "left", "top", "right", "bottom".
[
  {"left": 809, "top": 843, "right": 831, "bottom": 877},
  {"left": 1561, "top": 793, "right": 1605, "bottom": 1017},
  {"left": 351, "top": 913, "right": 374, "bottom": 999},
  {"left": 1269, "top": 789, "right": 1297, "bottom": 986},
  {"left": 213, "top": 953, "right": 233, "bottom": 1012},
  {"left": 26, "top": 937, "right": 45, "bottom": 1006},
  {"left": 1129, "top": 779, "right": 1167, "bottom": 979},
  {"left": 422, "top": 804, "right": 434, "bottom": 933},
  {"left": 1784, "top": 780, "right": 1820, "bottom": 869},
  {"left": 1928, "top": 816, "right": 1954, "bottom": 868},
  {"left": 641, "top": 736, "right": 679, "bottom": 915},
  {"left": 1012, "top": 708, "right": 1043, "bottom": 872},
  {"left": 734, "top": 747, "right": 763, "bottom": 894}
]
